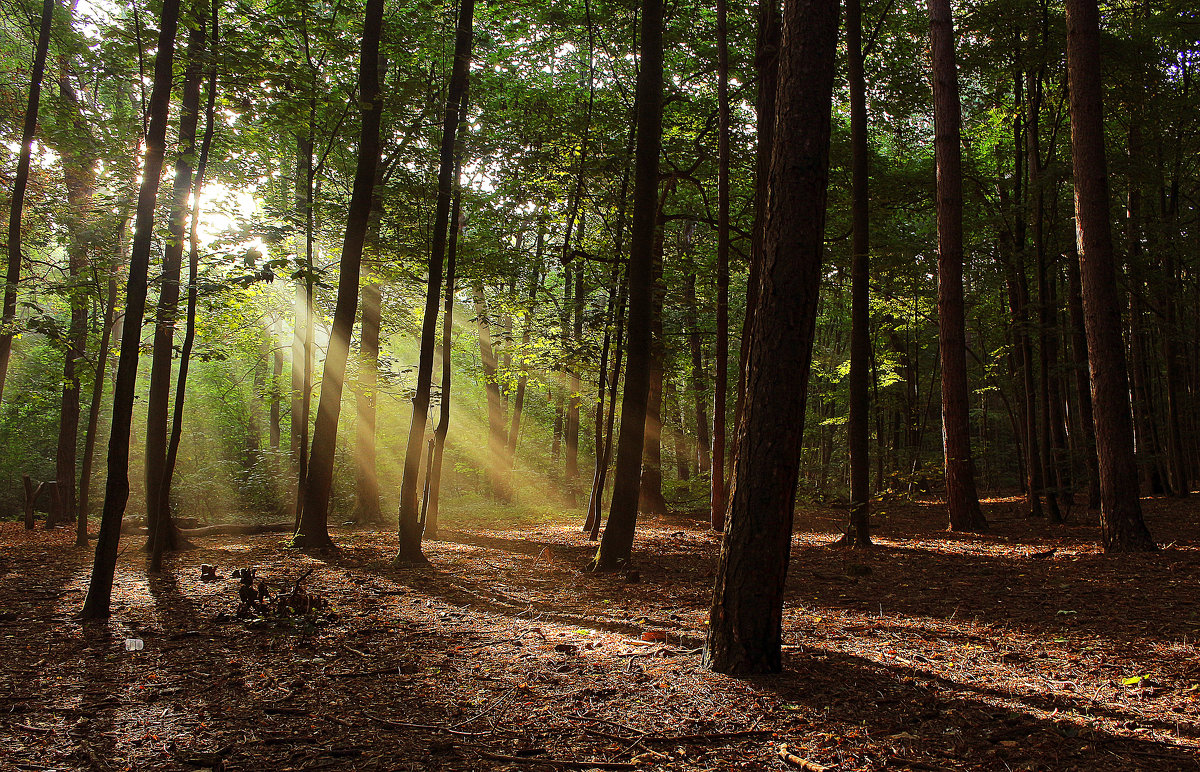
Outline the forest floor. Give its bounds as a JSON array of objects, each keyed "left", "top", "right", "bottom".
[{"left": 2, "top": 496, "right": 1200, "bottom": 771}]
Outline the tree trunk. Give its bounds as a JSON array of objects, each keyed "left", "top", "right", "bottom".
[
  {"left": 0, "top": 0, "right": 54, "bottom": 406},
  {"left": 354, "top": 281, "right": 383, "bottom": 523},
  {"left": 396, "top": 0, "right": 474, "bottom": 563},
  {"left": 425, "top": 186, "right": 464, "bottom": 540},
  {"left": 158, "top": 11, "right": 218, "bottom": 565},
  {"left": 927, "top": 0, "right": 986, "bottom": 532},
  {"left": 703, "top": 0, "right": 839, "bottom": 675},
  {"left": 1066, "top": 253, "right": 1101, "bottom": 509},
  {"left": 82, "top": 0, "right": 182, "bottom": 619},
  {"left": 296, "top": 0, "right": 385, "bottom": 549},
  {"left": 473, "top": 279, "right": 509, "bottom": 500},
  {"left": 146, "top": 19, "right": 207, "bottom": 570},
  {"left": 711, "top": 0, "right": 730, "bottom": 531},
  {"left": 844, "top": 0, "right": 871, "bottom": 547},
  {"left": 680, "top": 226, "right": 711, "bottom": 477},
  {"left": 1063, "top": 0, "right": 1155, "bottom": 551},
  {"left": 637, "top": 216, "right": 668, "bottom": 517},
  {"left": 53, "top": 78, "right": 99, "bottom": 532},
  {"left": 507, "top": 227, "right": 543, "bottom": 470},
  {"left": 589, "top": 0, "right": 662, "bottom": 571}
]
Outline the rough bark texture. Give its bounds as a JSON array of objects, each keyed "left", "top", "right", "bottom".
[
  {"left": 1066, "top": 254, "right": 1102, "bottom": 510},
  {"left": 703, "top": 0, "right": 839, "bottom": 675},
  {"left": 295, "top": 0, "right": 385, "bottom": 549},
  {"left": 845, "top": 0, "right": 872, "bottom": 547},
  {"left": 82, "top": 0, "right": 182, "bottom": 619},
  {"left": 0, "top": 0, "right": 54, "bottom": 405},
  {"left": 590, "top": 0, "right": 663, "bottom": 571},
  {"left": 1063, "top": 0, "right": 1156, "bottom": 551},
  {"left": 397, "top": 0, "right": 474, "bottom": 563},
  {"left": 927, "top": 0, "right": 986, "bottom": 532}
]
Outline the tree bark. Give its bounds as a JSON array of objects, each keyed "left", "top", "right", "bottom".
[
  {"left": 425, "top": 187, "right": 463, "bottom": 540},
  {"left": 397, "top": 0, "right": 474, "bottom": 563},
  {"left": 589, "top": 0, "right": 663, "bottom": 571},
  {"left": 146, "top": 18, "right": 207, "bottom": 570},
  {"left": 927, "top": 0, "right": 986, "bottom": 532},
  {"left": 703, "top": 0, "right": 839, "bottom": 675},
  {"left": 158, "top": 9, "right": 219, "bottom": 565},
  {"left": 844, "top": 0, "right": 872, "bottom": 547},
  {"left": 296, "top": 0, "right": 385, "bottom": 549},
  {"left": 82, "top": 0, "right": 182, "bottom": 619},
  {"left": 680, "top": 226, "right": 711, "bottom": 477},
  {"left": 637, "top": 214, "right": 668, "bottom": 517},
  {"left": 0, "top": 0, "right": 54, "bottom": 406},
  {"left": 1064, "top": 0, "right": 1155, "bottom": 551},
  {"left": 1066, "top": 253, "right": 1101, "bottom": 509}
]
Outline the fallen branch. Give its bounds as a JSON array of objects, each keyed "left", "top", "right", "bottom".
[
  {"left": 121, "top": 522, "right": 294, "bottom": 537},
  {"left": 779, "top": 744, "right": 831, "bottom": 771}
]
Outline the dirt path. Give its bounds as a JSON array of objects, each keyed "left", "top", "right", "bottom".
[{"left": 2, "top": 496, "right": 1199, "bottom": 770}]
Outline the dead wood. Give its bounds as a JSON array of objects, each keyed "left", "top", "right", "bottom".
[{"left": 472, "top": 749, "right": 638, "bottom": 769}]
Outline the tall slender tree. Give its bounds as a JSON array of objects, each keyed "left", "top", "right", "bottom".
[
  {"left": 589, "top": 0, "right": 663, "bottom": 571},
  {"left": 295, "top": 0, "right": 386, "bottom": 549},
  {"left": 704, "top": 0, "right": 840, "bottom": 675},
  {"left": 396, "top": 0, "right": 475, "bottom": 563},
  {"left": 0, "top": 0, "right": 55, "bottom": 406},
  {"left": 927, "top": 0, "right": 986, "bottom": 532},
  {"left": 82, "top": 0, "right": 183, "bottom": 619},
  {"left": 843, "top": 0, "right": 872, "bottom": 547},
  {"left": 146, "top": 17, "right": 208, "bottom": 569},
  {"left": 1063, "top": 0, "right": 1155, "bottom": 551},
  {"left": 711, "top": 0, "right": 730, "bottom": 530}
]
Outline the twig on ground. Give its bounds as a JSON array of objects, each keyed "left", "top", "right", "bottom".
[{"left": 779, "top": 743, "right": 831, "bottom": 771}]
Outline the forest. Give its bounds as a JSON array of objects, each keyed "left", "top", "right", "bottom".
[{"left": 1, "top": 0, "right": 1199, "bottom": 767}]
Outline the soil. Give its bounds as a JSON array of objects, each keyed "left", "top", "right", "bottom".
[{"left": 2, "top": 495, "right": 1199, "bottom": 771}]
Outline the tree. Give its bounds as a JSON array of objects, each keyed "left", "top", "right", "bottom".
[
  {"left": 703, "top": 0, "right": 840, "bottom": 675},
  {"left": 146, "top": 16, "right": 208, "bottom": 570},
  {"left": 710, "top": 0, "right": 730, "bottom": 531},
  {"left": 1063, "top": 0, "right": 1155, "bottom": 552},
  {"left": 0, "top": 0, "right": 56, "bottom": 406},
  {"left": 82, "top": 0, "right": 183, "bottom": 619},
  {"left": 396, "top": 0, "right": 475, "bottom": 563},
  {"left": 589, "top": 0, "right": 663, "bottom": 572},
  {"left": 927, "top": 0, "right": 986, "bottom": 533},
  {"left": 295, "top": 0, "right": 386, "bottom": 549},
  {"left": 843, "top": 0, "right": 871, "bottom": 547}
]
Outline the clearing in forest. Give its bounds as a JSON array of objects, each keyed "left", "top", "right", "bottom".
[{"left": 2, "top": 497, "right": 1199, "bottom": 771}]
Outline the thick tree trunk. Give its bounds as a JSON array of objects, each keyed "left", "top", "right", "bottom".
[
  {"left": 927, "top": 0, "right": 986, "bottom": 532},
  {"left": 0, "top": 0, "right": 54, "bottom": 406},
  {"left": 296, "top": 0, "right": 385, "bottom": 549},
  {"left": 1064, "top": 0, "right": 1155, "bottom": 551},
  {"left": 731, "top": 0, "right": 781, "bottom": 468},
  {"left": 82, "top": 0, "right": 182, "bottom": 619},
  {"left": 354, "top": 281, "right": 383, "bottom": 523},
  {"left": 146, "top": 20, "right": 206, "bottom": 570},
  {"left": 396, "top": 0, "right": 474, "bottom": 563},
  {"left": 703, "top": 0, "right": 839, "bottom": 675},
  {"left": 845, "top": 0, "right": 872, "bottom": 547},
  {"left": 589, "top": 0, "right": 662, "bottom": 571}
]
